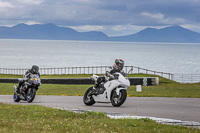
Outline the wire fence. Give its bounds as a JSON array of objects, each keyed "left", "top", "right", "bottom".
[
  {"left": 172, "top": 74, "right": 200, "bottom": 83},
  {"left": 0, "top": 66, "right": 199, "bottom": 83},
  {"left": 0, "top": 65, "right": 172, "bottom": 78}
]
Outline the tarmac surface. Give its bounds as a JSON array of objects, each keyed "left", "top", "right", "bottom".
[{"left": 0, "top": 95, "right": 200, "bottom": 127}]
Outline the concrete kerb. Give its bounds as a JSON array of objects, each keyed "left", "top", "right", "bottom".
[{"left": 54, "top": 107, "right": 200, "bottom": 129}]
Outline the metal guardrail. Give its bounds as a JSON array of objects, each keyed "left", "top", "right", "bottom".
[
  {"left": 0, "top": 65, "right": 172, "bottom": 78},
  {"left": 172, "top": 74, "right": 200, "bottom": 83},
  {"left": 0, "top": 77, "right": 159, "bottom": 86},
  {"left": 0, "top": 66, "right": 200, "bottom": 83}
]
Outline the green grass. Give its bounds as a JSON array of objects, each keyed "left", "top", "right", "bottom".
[
  {"left": 1, "top": 82, "right": 200, "bottom": 98},
  {"left": 0, "top": 74, "right": 22, "bottom": 78},
  {"left": 127, "top": 83, "right": 200, "bottom": 97},
  {"left": 0, "top": 103, "right": 199, "bottom": 133},
  {"left": 0, "top": 74, "right": 200, "bottom": 97}
]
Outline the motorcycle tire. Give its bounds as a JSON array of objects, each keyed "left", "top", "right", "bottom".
[
  {"left": 111, "top": 89, "right": 127, "bottom": 107},
  {"left": 26, "top": 88, "right": 36, "bottom": 103},
  {"left": 83, "top": 87, "right": 95, "bottom": 106},
  {"left": 13, "top": 93, "right": 20, "bottom": 102}
]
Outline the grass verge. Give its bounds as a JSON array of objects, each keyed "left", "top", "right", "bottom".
[
  {"left": 0, "top": 74, "right": 200, "bottom": 97},
  {"left": 0, "top": 103, "right": 199, "bottom": 133},
  {"left": 0, "top": 82, "right": 200, "bottom": 97}
]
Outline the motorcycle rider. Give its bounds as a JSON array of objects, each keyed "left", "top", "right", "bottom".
[
  {"left": 15, "top": 65, "right": 40, "bottom": 94},
  {"left": 93, "top": 59, "right": 124, "bottom": 94}
]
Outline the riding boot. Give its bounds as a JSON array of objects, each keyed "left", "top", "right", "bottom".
[
  {"left": 22, "top": 84, "right": 28, "bottom": 94},
  {"left": 15, "top": 85, "right": 20, "bottom": 94},
  {"left": 98, "top": 84, "right": 106, "bottom": 94},
  {"left": 16, "top": 79, "right": 24, "bottom": 94},
  {"left": 92, "top": 83, "right": 100, "bottom": 95}
]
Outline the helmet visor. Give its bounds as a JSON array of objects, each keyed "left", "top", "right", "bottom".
[
  {"left": 118, "top": 63, "right": 124, "bottom": 70},
  {"left": 115, "top": 59, "right": 124, "bottom": 70},
  {"left": 33, "top": 69, "right": 38, "bottom": 73},
  {"left": 32, "top": 65, "right": 39, "bottom": 74}
]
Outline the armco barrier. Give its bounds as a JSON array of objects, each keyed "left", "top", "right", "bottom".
[
  {"left": 0, "top": 77, "right": 159, "bottom": 86},
  {"left": 0, "top": 78, "right": 18, "bottom": 83}
]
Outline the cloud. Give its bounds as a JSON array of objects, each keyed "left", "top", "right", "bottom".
[
  {"left": 69, "top": 25, "right": 105, "bottom": 32},
  {"left": 182, "top": 23, "right": 200, "bottom": 33},
  {"left": 140, "top": 12, "right": 186, "bottom": 25},
  {"left": 17, "top": 0, "right": 44, "bottom": 5},
  {"left": 1, "top": 0, "right": 199, "bottom": 26},
  {"left": 111, "top": 25, "right": 127, "bottom": 31},
  {"left": 0, "top": 0, "right": 200, "bottom": 35},
  {"left": 25, "top": 21, "right": 41, "bottom": 25},
  {"left": 141, "top": 12, "right": 164, "bottom": 20},
  {"left": 69, "top": 24, "right": 148, "bottom": 36},
  {"left": 0, "top": 1, "right": 13, "bottom": 8}
]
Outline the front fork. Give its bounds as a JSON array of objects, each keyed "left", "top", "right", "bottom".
[
  {"left": 116, "top": 88, "right": 121, "bottom": 95},
  {"left": 104, "top": 81, "right": 120, "bottom": 101},
  {"left": 13, "top": 85, "right": 17, "bottom": 93}
]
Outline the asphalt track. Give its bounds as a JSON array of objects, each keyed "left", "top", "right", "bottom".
[{"left": 0, "top": 95, "right": 200, "bottom": 123}]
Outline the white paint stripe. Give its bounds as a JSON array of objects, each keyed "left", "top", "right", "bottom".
[
  {"left": 107, "top": 115, "right": 200, "bottom": 128},
  {"left": 54, "top": 107, "right": 200, "bottom": 128}
]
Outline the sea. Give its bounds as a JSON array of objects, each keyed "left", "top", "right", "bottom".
[{"left": 0, "top": 39, "right": 200, "bottom": 74}]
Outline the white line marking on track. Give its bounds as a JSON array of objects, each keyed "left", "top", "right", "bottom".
[{"left": 54, "top": 107, "right": 200, "bottom": 129}]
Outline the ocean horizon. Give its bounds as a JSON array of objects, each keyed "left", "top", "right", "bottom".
[{"left": 0, "top": 39, "right": 200, "bottom": 74}]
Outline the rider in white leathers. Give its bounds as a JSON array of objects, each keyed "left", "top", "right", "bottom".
[{"left": 94, "top": 59, "right": 124, "bottom": 94}]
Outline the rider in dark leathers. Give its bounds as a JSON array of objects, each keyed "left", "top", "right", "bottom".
[
  {"left": 94, "top": 59, "right": 124, "bottom": 94},
  {"left": 16, "top": 65, "right": 40, "bottom": 94}
]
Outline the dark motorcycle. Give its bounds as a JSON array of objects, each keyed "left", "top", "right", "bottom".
[{"left": 13, "top": 74, "right": 41, "bottom": 103}]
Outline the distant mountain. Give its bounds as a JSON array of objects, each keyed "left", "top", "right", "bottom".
[
  {"left": 0, "top": 23, "right": 108, "bottom": 41},
  {"left": 110, "top": 25, "right": 200, "bottom": 43},
  {"left": 0, "top": 23, "right": 200, "bottom": 43}
]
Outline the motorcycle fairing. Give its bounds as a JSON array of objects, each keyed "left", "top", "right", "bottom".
[{"left": 92, "top": 79, "right": 125, "bottom": 103}]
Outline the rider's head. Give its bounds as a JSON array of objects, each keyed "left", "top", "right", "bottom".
[
  {"left": 114, "top": 59, "right": 124, "bottom": 71},
  {"left": 31, "top": 65, "right": 39, "bottom": 74}
]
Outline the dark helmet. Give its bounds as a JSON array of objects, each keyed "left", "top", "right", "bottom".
[
  {"left": 31, "top": 65, "right": 39, "bottom": 74},
  {"left": 114, "top": 59, "right": 124, "bottom": 70}
]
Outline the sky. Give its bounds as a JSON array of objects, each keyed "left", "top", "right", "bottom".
[{"left": 0, "top": 0, "right": 200, "bottom": 36}]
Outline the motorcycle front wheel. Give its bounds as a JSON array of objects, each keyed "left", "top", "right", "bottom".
[
  {"left": 83, "top": 87, "right": 95, "bottom": 106},
  {"left": 111, "top": 89, "right": 127, "bottom": 107},
  {"left": 26, "top": 88, "right": 36, "bottom": 103},
  {"left": 13, "top": 93, "right": 20, "bottom": 102}
]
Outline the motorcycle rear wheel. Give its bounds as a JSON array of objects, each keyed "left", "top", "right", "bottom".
[
  {"left": 83, "top": 87, "right": 95, "bottom": 106},
  {"left": 111, "top": 89, "right": 127, "bottom": 107},
  {"left": 26, "top": 88, "right": 36, "bottom": 103}
]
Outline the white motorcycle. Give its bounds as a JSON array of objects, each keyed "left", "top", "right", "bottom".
[{"left": 83, "top": 72, "right": 130, "bottom": 107}]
